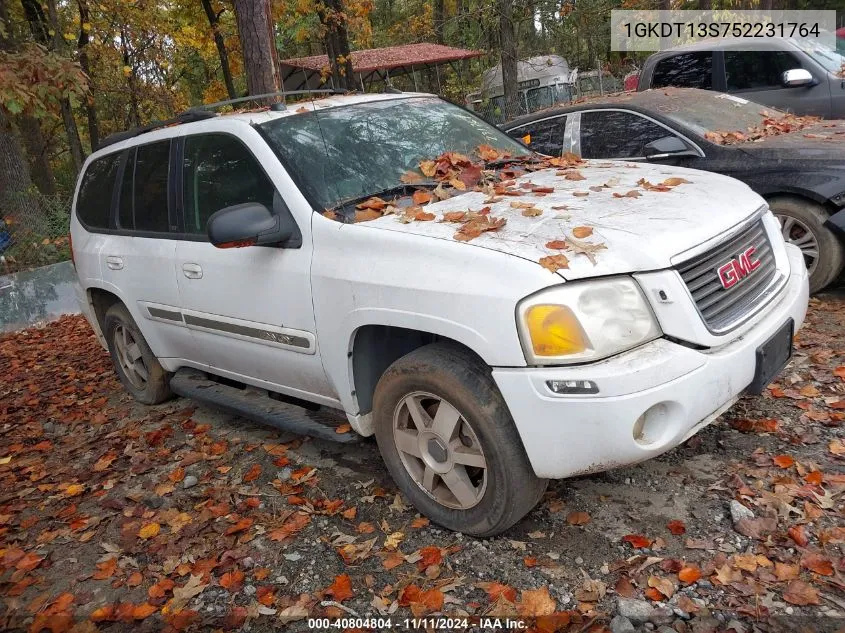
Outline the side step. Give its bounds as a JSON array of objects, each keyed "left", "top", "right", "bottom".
[{"left": 169, "top": 369, "right": 360, "bottom": 444}]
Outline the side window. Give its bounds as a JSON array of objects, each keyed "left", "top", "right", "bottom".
[
  {"left": 117, "top": 141, "right": 171, "bottom": 233},
  {"left": 580, "top": 111, "right": 672, "bottom": 159},
  {"left": 725, "top": 51, "right": 802, "bottom": 91},
  {"left": 182, "top": 134, "right": 276, "bottom": 235},
  {"left": 76, "top": 153, "right": 121, "bottom": 229},
  {"left": 510, "top": 116, "right": 566, "bottom": 156},
  {"left": 651, "top": 52, "right": 713, "bottom": 90}
]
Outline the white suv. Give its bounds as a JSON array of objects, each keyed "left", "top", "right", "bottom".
[{"left": 70, "top": 92, "right": 809, "bottom": 536}]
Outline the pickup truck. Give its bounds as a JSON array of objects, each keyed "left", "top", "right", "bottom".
[{"left": 70, "top": 92, "right": 809, "bottom": 535}]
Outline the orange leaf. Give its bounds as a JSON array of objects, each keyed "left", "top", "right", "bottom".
[
  {"left": 783, "top": 580, "right": 820, "bottom": 606},
  {"left": 517, "top": 587, "right": 556, "bottom": 616},
  {"left": 224, "top": 517, "right": 253, "bottom": 536},
  {"left": 65, "top": 484, "right": 84, "bottom": 497},
  {"left": 410, "top": 588, "right": 444, "bottom": 617},
  {"left": 382, "top": 552, "right": 404, "bottom": 570},
  {"left": 478, "top": 581, "right": 517, "bottom": 603},
  {"left": 678, "top": 566, "right": 701, "bottom": 584},
  {"left": 773, "top": 454, "right": 794, "bottom": 468},
  {"left": 168, "top": 467, "right": 185, "bottom": 483},
  {"left": 833, "top": 365, "right": 845, "bottom": 380},
  {"left": 327, "top": 574, "right": 354, "bottom": 602},
  {"left": 126, "top": 572, "right": 143, "bottom": 587},
  {"left": 644, "top": 587, "right": 663, "bottom": 601},
  {"left": 242, "top": 464, "right": 261, "bottom": 482},
  {"left": 412, "top": 190, "right": 432, "bottom": 205},
  {"left": 539, "top": 254, "right": 570, "bottom": 273},
  {"left": 417, "top": 546, "right": 442, "bottom": 570},
  {"left": 148, "top": 578, "right": 175, "bottom": 599},
  {"left": 92, "top": 557, "right": 117, "bottom": 580},
  {"left": 90, "top": 606, "right": 115, "bottom": 622},
  {"left": 219, "top": 570, "right": 245, "bottom": 592},
  {"left": 566, "top": 511, "right": 591, "bottom": 526},
  {"left": 545, "top": 240, "right": 567, "bottom": 250},
  {"left": 256, "top": 586, "right": 275, "bottom": 606},
  {"left": 268, "top": 512, "right": 310, "bottom": 541},
  {"left": 410, "top": 517, "right": 429, "bottom": 528},
  {"left": 800, "top": 552, "right": 833, "bottom": 576},
  {"left": 138, "top": 522, "right": 160, "bottom": 539},
  {"left": 804, "top": 471, "right": 823, "bottom": 485},
  {"left": 132, "top": 603, "right": 158, "bottom": 620},
  {"left": 572, "top": 226, "right": 593, "bottom": 238},
  {"left": 787, "top": 524, "right": 809, "bottom": 547},
  {"left": 622, "top": 534, "right": 652, "bottom": 548},
  {"left": 667, "top": 520, "right": 686, "bottom": 535}
]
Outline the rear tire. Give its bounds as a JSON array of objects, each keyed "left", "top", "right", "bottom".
[
  {"left": 104, "top": 303, "right": 172, "bottom": 405},
  {"left": 769, "top": 197, "right": 844, "bottom": 293},
  {"left": 373, "top": 343, "right": 547, "bottom": 536}
]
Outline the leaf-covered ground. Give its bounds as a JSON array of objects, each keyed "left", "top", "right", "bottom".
[{"left": 0, "top": 294, "right": 843, "bottom": 633}]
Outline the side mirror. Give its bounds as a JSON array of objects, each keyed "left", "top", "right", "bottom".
[
  {"left": 782, "top": 68, "right": 814, "bottom": 88},
  {"left": 643, "top": 136, "right": 696, "bottom": 160},
  {"left": 207, "top": 201, "right": 293, "bottom": 248}
]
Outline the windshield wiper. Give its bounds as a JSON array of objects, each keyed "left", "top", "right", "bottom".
[{"left": 331, "top": 182, "right": 440, "bottom": 212}]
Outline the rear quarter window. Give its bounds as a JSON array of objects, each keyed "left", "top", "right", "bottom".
[
  {"left": 651, "top": 52, "right": 713, "bottom": 90},
  {"left": 75, "top": 153, "right": 121, "bottom": 229}
]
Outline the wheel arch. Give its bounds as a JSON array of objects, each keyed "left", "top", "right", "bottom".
[{"left": 349, "top": 324, "right": 489, "bottom": 424}]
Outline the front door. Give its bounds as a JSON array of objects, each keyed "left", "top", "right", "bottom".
[{"left": 173, "top": 131, "right": 334, "bottom": 403}]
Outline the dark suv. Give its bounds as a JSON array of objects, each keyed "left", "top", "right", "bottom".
[{"left": 638, "top": 39, "right": 845, "bottom": 119}]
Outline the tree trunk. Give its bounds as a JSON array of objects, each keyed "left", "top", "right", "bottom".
[
  {"left": 498, "top": 0, "right": 520, "bottom": 121},
  {"left": 433, "top": 0, "right": 444, "bottom": 45},
  {"left": 233, "top": 0, "right": 279, "bottom": 99},
  {"left": 201, "top": 0, "right": 237, "bottom": 99},
  {"left": 0, "top": 109, "right": 39, "bottom": 221},
  {"left": 317, "top": 0, "right": 355, "bottom": 91},
  {"left": 78, "top": 0, "right": 99, "bottom": 151},
  {"left": 46, "top": 0, "right": 84, "bottom": 173},
  {"left": 17, "top": 115, "right": 55, "bottom": 197}
]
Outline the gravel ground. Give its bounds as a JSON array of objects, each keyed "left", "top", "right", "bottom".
[{"left": 0, "top": 291, "right": 843, "bottom": 633}]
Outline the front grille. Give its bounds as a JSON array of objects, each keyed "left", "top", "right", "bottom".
[{"left": 677, "top": 218, "right": 777, "bottom": 332}]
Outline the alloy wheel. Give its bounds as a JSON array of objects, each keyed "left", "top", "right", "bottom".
[
  {"left": 392, "top": 392, "right": 487, "bottom": 510},
  {"left": 113, "top": 324, "right": 149, "bottom": 389},
  {"left": 776, "top": 214, "right": 819, "bottom": 276}
]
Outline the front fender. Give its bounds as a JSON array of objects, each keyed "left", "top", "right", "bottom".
[{"left": 827, "top": 207, "right": 845, "bottom": 239}]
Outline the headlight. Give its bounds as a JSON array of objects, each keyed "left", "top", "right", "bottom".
[{"left": 517, "top": 277, "right": 661, "bottom": 365}]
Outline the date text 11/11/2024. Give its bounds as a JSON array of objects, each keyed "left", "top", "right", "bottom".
[
  {"left": 306, "top": 617, "right": 529, "bottom": 630},
  {"left": 621, "top": 20, "right": 821, "bottom": 39}
]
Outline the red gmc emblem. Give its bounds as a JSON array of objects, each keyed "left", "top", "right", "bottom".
[{"left": 716, "top": 246, "right": 762, "bottom": 289}]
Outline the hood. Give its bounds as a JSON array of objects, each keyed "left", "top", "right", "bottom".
[
  {"left": 737, "top": 120, "right": 845, "bottom": 158},
  {"left": 355, "top": 162, "right": 765, "bottom": 280}
]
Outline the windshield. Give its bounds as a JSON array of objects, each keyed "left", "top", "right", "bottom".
[
  {"left": 794, "top": 39, "right": 845, "bottom": 74},
  {"left": 658, "top": 93, "right": 788, "bottom": 137},
  {"left": 259, "top": 97, "right": 531, "bottom": 211}
]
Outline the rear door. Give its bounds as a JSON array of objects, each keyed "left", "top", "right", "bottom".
[
  {"left": 99, "top": 139, "right": 193, "bottom": 360},
  {"left": 173, "top": 129, "right": 334, "bottom": 403},
  {"left": 505, "top": 115, "right": 569, "bottom": 156}
]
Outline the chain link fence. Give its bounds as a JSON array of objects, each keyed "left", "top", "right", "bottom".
[{"left": 1, "top": 192, "right": 72, "bottom": 276}]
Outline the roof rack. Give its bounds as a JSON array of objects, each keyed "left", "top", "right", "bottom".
[
  {"left": 98, "top": 89, "right": 350, "bottom": 150},
  {"left": 98, "top": 110, "right": 218, "bottom": 149},
  {"left": 185, "top": 88, "right": 347, "bottom": 114}
]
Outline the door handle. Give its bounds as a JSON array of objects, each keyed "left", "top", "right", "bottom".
[
  {"left": 106, "top": 256, "right": 124, "bottom": 270},
  {"left": 182, "top": 263, "right": 203, "bottom": 279}
]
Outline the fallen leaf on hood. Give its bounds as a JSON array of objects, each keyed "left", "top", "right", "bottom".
[
  {"left": 355, "top": 208, "right": 383, "bottom": 223},
  {"left": 572, "top": 226, "right": 593, "bottom": 238},
  {"left": 357, "top": 196, "right": 387, "bottom": 210},
  {"left": 572, "top": 191, "right": 590, "bottom": 197},
  {"left": 539, "top": 255, "right": 570, "bottom": 273},
  {"left": 412, "top": 190, "right": 432, "bottom": 205},
  {"left": 563, "top": 171, "right": 586, "bottom": 181},
  {"left": 454, "top": 216, "right": 506, "bottom": 242},
  {"left": 400, "top": 170, "right": 423, "bottom": 184},
  {"left": 545, "top": 240, "right": 567, "bottom": 250},
  {"left": 419, "top": 160, "right": 437, "bottom": 177},
  {"left": 521, "top": 207, "right": 542, "bottom": 217},
  {"left": 477, "top": 144, "right": 500, "bottom": 161},
  {"left": 566, "top": 235, "right": 607, "bottom": 265},
  {"left": 612, "top": 190, "right": 642, "bottom": 198},
  {"left": 449, "top": 177, "right": 467, "bottom": 191},
  {"left": 662, "top": 177, "right": 691, "bottom": 186}
]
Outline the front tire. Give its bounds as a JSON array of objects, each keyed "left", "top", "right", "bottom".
[
  {"left": 373, "top": 343, "right": 547, "bottom": 536},
  {"left": 769, "top": 197, "right": 844, "bottom": 293},
  {"left": 104, "top": 303, "right": 172, "bottom": 405}
]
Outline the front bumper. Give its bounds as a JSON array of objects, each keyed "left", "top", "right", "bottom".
[{"left": 493, "top": 244, "right": 809, "bottom": 479}]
